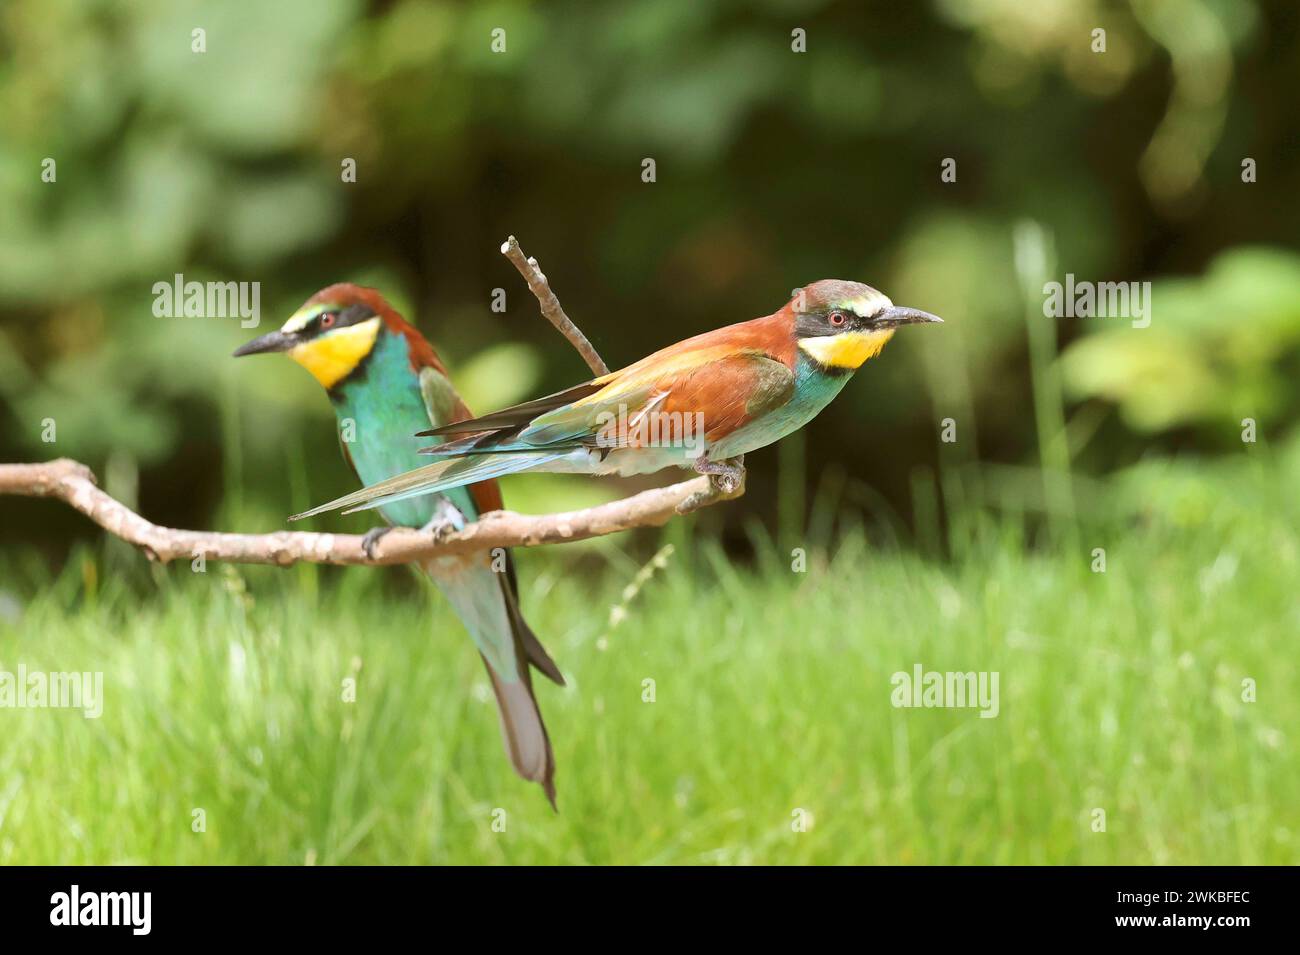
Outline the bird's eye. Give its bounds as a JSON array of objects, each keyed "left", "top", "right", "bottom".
[
  {"left": 319, "top": 312, "right": 337, "bottom": 329},
  {"left": 829, "top": 310, "right": 847, "bottom": 327}
]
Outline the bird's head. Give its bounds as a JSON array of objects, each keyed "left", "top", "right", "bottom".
[
  {"left": 233, "top": 284, "right": 390, "bottom": 388},
  {"left": 789, "top": 280, "right": 942, "bottom": 372}
]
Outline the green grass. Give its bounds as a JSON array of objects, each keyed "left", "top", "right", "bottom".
[{"left": 1, "top": 451, "right": 1298, "bottom": 864}]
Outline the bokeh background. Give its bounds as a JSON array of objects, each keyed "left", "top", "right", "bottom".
[
  {"left": 1, "top": 0, "right": 1298, "bottom": 864},
  {"left": 4, "top": 0, "right": 1299, "bottom": 548}
]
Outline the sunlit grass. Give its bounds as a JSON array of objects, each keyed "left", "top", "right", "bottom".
[{"left": 1, "top": 453, "right": 1296, "bottom": 864}]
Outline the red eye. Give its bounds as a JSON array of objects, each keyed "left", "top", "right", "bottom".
[
  {"left": 829, "top": 311, "right": 847, "bottom": 327},
  {"left": 319, "top": 312, "right": 336, "bottom": 328}
]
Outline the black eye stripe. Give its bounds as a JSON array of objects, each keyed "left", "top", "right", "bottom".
[
  {"left": 795, "top": 308, "right": 859, "bottom": 339},
  {"left": 308, "top": 304, "right": 375, "bottom": 335}
]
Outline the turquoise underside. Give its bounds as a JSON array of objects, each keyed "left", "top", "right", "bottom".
[
  {"left": 329, "top": 330, "right": 478, "bottom": 529},
  {"left": 327, "top": 329, "right": 520, "bottom": 679}
]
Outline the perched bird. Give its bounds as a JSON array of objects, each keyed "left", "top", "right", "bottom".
[
  {"left": 233, "top": 284, "right": 563, "bottom": 806},
  {"left": 290, "top": 280, "right": 941, "bottom": 518}
]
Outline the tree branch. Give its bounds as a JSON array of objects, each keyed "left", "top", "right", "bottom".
[
  {"left": 1, "top": 239, "right": 746, "bottom": 568},
  {"left": 0, "top": 459, "right": 741, "bottom": 566},
  {"left": 501, "top": 235, "right": 610, "bottom": 377}
]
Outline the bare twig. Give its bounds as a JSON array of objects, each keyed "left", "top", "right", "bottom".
[
  {"left": 0, "top": 458, "right": 742, "bottom": 567},
  {"left": 0, "top": 240, "right": 745, "bottom": 569},
  {"left": 501, "top": 235, "right": 610, "bottom": 377}
]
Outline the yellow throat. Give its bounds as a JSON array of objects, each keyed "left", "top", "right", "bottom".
[
  {"left": 797, "top": 328, "right": 896, "bottom": 370},
  {"left": 288, "top": 317, "right": 382, "bottom": 388}
]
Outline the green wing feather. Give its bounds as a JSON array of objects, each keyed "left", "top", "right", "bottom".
[
  {"left": 418, "top": 365, "right": 463, "bottom": 433},
  {"left": 415, "top": 366, "right": 485, "bottom": 519},
  {"left": 515, "top": 382, "right": 658, "bottom": 447}
]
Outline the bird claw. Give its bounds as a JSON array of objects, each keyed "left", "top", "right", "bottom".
[
  {"left": 361, "top": 526, "right": 395, "bottom": 560},
  {"left": 678, "top": 454, "right": 745, "bottom": 512},
  {"left": 711, "top": 469, "right": 743, "bottom": 495},
  {"left": 362, "top": 501, "right": 464, "bottom": 558},
  {"left": 693, "top": 453, "right": 746, "bottom": 495},
  {"left": 424, "top": 518, "right": 456, "bottom": 545},
  {"left": 422, "top": 497, "right": 466, "bottom": 544}
]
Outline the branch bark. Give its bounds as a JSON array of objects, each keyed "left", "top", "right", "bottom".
[
  {"left": 1, "top": 236, "right": 744, "bottom": 568},
  {"left": 0, "top": 458, "right": 741, "bottom": 566}
]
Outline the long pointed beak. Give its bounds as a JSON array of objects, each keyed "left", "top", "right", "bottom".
[
  {"left": 876, "top": 306, "right": 943, "bottom": 329},
  {"left": 232, "top": 330, "right": 297, "bottom": 357}
]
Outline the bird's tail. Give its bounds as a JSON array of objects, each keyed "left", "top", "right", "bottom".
[
  {"left": 482, "top": 653, "right": 556, "bottom": 807},
  {"left": 421, "top": 556, "right": 562, "bottom": 808},
  {"left": 289, "top": 451, "right": 569, "bottom": 522}
]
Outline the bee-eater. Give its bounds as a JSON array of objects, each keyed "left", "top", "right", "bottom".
[
  {"left": 289, "top": 280, "right": 941, "bottom": 518},
  {"left": 233, "top": 284, "right": 563, "bottom": 806}
]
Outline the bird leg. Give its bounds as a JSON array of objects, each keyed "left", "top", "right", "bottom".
[
  {"left": 361, "top": 500, "right": 465, "bottom": 559},
  {"left": 422, "top": 496, "right": 466, "bottom": 543},
  {"left": 678, "top": 454, "right": 746, "bottom": 512},
  {"left": 361, "top": 525, "right": 395, "bottom": 560},
  {"left": 693, "top": 453, "right": 746, "bottom": 494}
]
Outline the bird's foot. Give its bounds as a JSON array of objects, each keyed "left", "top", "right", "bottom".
[
  {"left": 361, "top": 525, "right": 395, "bottom": 560},
  {"left": 693, "top": 453, "right": 746, "bottom": 495},
  {"left": 678, "top": 454, "right": 746, "bottom": 512},
  {"left": 422, "top": 498, "right": 466, "bottom": 544}
]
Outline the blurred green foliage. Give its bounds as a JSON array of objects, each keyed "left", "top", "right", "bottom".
[
  {"left": 2, "top": 0, "right": 1298, "bottom": 557},
  {"left": 1062, "top": 246, "right": 1300, "bottom": 435}
]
